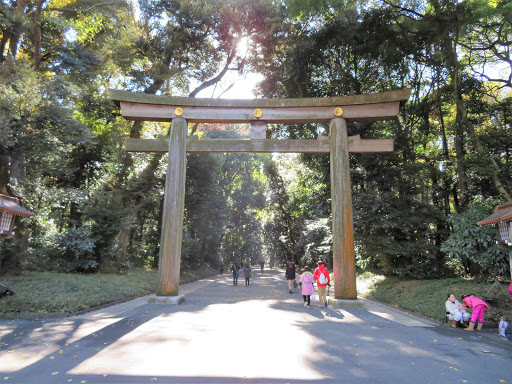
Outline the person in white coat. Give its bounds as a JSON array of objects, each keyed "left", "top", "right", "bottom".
[{"left": 445, "top": 293, "right": 470, "bottom": 328}]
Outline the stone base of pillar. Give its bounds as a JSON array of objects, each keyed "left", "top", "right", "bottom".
[
  {"left": 148, "top": 295, "right": 185, "bottom": 305},
  {"left": 328, "top": 298, "right": 365, "bottom": 308}
]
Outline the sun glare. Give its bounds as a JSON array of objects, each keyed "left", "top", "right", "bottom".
[{"left": 237, "top": 37, "right": 249, "bottom": 58}]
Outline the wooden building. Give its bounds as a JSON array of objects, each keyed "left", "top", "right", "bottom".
[
  {"left": 477, "top": 203, "right": 512, "bottom": 247},
  {"left": 0, "top": 194, "right": 35, "bottom": 241}
]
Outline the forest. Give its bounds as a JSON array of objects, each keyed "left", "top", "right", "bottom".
[{"left": 0, "top": 0, "right": 511, "bottom": 280}]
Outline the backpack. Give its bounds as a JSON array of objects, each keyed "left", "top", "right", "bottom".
[{"left": 318, "top": 271, "right": 328, "bottom": 285}]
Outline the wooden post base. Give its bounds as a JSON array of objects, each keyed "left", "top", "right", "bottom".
[
  {"left": 148, "top": 295, "right": 185, "bottom": 305},
  {"left": 328, "top": 298, "right": 365, "bottom": 308}
]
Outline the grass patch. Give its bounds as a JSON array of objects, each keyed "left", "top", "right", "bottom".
[
  {"left": 0, "top": 267, "right": 218, "bottom": 315},
  {"left": 358, "top": 274, "right": 512, "bottom": 323}
]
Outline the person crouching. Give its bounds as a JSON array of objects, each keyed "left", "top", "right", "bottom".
[{"left": 461, "top": 294, "right": 489, "bottom": 331}]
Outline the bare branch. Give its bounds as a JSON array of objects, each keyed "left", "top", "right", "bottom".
[
  {"left": 188, "top": 47, "right": 237, "bottom": 97},
  {"left": 381, "top": 0, "right": 425, "bottom": 19},
  {"left": 216, "top": 82, "right": 235, "bottom": 98}
]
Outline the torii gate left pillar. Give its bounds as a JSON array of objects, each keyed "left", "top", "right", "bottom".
[
  {"left": 110, "top": 88, "right": 411, "bottom": 304},
  {"left": 156, "top": 118, "right": 187, "bottom": 298}
]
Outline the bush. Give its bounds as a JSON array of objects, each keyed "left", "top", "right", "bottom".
[
  {"left": 441, "top": 203, "right": 509, "bottom": 278},
  {"left": 50, "top": 227, "right": 98, "bottom": 273}
]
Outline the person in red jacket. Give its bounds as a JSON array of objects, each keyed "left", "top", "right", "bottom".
[{"left": 313, "top": 261, "right": 330, "bottom": 308}]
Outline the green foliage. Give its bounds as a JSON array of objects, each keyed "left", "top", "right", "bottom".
[
  {"left": 0, "top": 269, "right": 157, "bottom": 314},
  {"left": 441, "top": 203, "right": 509, "bottom": 277},
  {"left": 1, "top": 0, "right": 511, "bottom": 283},
  {"left": 50, "top": 227, "right": 98, "bottom": 273},
  {"left": 0, "top": 267, "right": 217, "bottom": 314}
]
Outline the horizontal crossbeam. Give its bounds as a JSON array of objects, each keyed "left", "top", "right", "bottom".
[
  {"left": 118, "top": 102, "right": 400, "bottom": 123},
  {"left": 125, "top": 135, "right": 393, "bottom": 154},
  {"left": 110, "top": 89, "right": 411, "bottom": 124},
  {"left": 110, "top": 89, "right": 411, "bottom": 108}
]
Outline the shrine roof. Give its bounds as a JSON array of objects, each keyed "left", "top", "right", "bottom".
[
  {"left": 109, "top": 88, "right": 411, "bottom": 108},
  {"left": 477, "top": 203, "right": 512, "bottom": 226},
  {"left": 0, "top": 194, "right": 35, "bottom": 217}
]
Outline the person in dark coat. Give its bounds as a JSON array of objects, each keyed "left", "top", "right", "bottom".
[
  {"left": 231, "top": 263, "right": 240, "bottom": 286},
  {"left": 285, "top": 262, "right": 296, "bottom": 294}
]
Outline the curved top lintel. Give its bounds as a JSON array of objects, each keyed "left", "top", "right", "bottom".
[{"left": 109, "top": 88, "right": 411, "bottom": 108}]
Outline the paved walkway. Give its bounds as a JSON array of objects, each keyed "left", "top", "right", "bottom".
[{"left": 0, "top": 269, "right": 510, "bottom": 383}]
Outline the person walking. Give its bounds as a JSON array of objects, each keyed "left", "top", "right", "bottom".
[
  {"left": 231, "top": 263, "right": 240, "bottom": 286},
  {"left": 313, "top": 261, "right": 330, "bottom": 307},
  {"left": 260, "top": 260, "right": 265, "bottom": 274},
  {"left": 285, "top": 262, "right": 296, "bottom": 294},
  {"left": 299, "top": 266, "right": 315, "bottom": 308},
  {"left": 243, "top": 264, "right": 252, "bottom": 286},
  {"left": 462, "top": 294, "right": 489, "bottom": 331}
]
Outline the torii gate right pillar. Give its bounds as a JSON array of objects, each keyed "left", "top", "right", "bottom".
[{"left": 330, "top": 117, "right": 357, "bottom": 300}]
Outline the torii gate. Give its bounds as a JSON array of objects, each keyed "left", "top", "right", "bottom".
[{"left": 110, "top": 88, "right": 411, "bottom": 304}]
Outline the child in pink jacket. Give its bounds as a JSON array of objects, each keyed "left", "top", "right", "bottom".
[
  {"left": 462, "top": 294, "right": 489, "bottom": 331},
  {"left": 299, "top": 266, "right": 315, "bottom": 308}
]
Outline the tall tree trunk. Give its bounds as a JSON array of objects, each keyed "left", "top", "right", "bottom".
[
  {"left": 0, "top": 35, "right": 8, "bottom": 63},
  {"left": 0, "top": 155, "right": 9, "bottom": 195},
  {"left": 10, "top": 151, "right": 29, "bottom": 268},
  {"left": 453, "top": 114, "right": 468, "bottom": 211},
  {"left": 33, "top": 1, "right": 45, "bottom": 69},
  {"left": 441, "top": 24, "right": 469, "bottom": 211},
  {"left": 8, "top": 0, "right": 26, "bottom": 58},
  {"left": 437, "top": 97, "right": 449, "bottom": 160},
  {"left": 436, "top": 96, "right": 454, "bottom": 214}
]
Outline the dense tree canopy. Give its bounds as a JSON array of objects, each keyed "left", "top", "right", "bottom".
[{"left": 1, "top": 0, "right": 510, "bottom": 280}]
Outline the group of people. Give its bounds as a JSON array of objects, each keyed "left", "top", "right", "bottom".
[
  {"left": 445, "top": 293, "right": 490, "bottom": 331},
  {"left": 231, "top": 263, "right": 252, "bottom": 286},
  {"left": 286, "top": 260, "right": 331, "bottom": 308},
  {"left": 445, "top": 280, "right": 512, "bottom": 334}
]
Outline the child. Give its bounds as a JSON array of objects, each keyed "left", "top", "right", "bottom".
[
  {"left": 243, "top": 264, "right": 252, "bottom": 286},
  {"left": 461, "top": 294, "right": 489, "bottom": 331},
  {"left": 299, "top": 266, "right": 315, "bottom": 308}
]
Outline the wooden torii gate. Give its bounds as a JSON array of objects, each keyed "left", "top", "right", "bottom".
[{"left": 110, "top": 89, "right": 411, "bottom": 303}]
